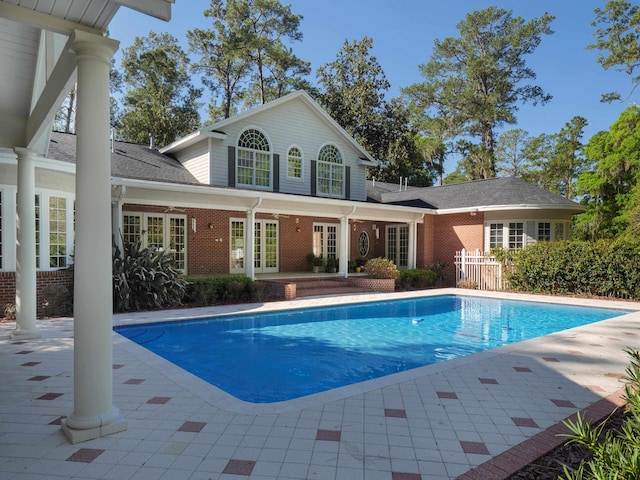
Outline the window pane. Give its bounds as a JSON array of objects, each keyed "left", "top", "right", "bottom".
[
  {"left": 489, "top": 223, "right": 503, "bottom": 249},
  {"left": 538, "top": 222, "right": 551, "bottom": 242},
  {"left": 169, "top": 217, "right": 186, "bottom": 271},
  {"left": 123, "top": 215, "right": 141, "bottom": 245},
  {"left": 49, "top": 196, "right": 67, "bottom": 268},
  {"left": 287, "top": 147, "right": 302, "bottom": 178},
  {"left": 508, "top": 222, "right": 523, "bottom": 249},
  {"left": 237, "top": 129, "right": 271, "bottom": 188}
]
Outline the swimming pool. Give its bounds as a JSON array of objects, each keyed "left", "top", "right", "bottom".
[{"left": 115, "top": 294, "right": 630, "bottom": 403}]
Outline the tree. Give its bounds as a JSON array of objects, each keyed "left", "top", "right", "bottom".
[
  {"left": 575, "top": 105, "right": 640, "bottom": 239},
  {"left": 545, "top": 116, "right": 590, "bottom": 200},
  {"left": 495, "top": 129, "right": 531, "bottom": 177},
  {"left": 317, "top": 37, "right": 391, "bottom": 161},
  {"left": 188, "top": 0, "right": 308, "bottom": 121},
  {"left": 589, "top": 0, "right": 640, "bottom": 102},
  {"left": 316, "top": 37, "right": 434, "bottom": 185},
  {"left": 119, "top": 32, "right": 201, "bottom": 147},
  {"left": 404, "top": 7, "right": 554, "bottom": 179}
]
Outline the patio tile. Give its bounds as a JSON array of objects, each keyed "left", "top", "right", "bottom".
[
  {"left": 479, "top": 378, "right": 499, "bottom": 385},
  {"left": 178, "top": 421, "right": 207, "bottom": 433},
  {"left": 392, "top": 472, "right": 422, "bottom": 480},
  {"left": 316, "top": 429, "right": 341, "bottom": 442},
  {"left": 28, "top": 375, "right": 50, "bottom": 381},
  {"left": 147, "top": 396, "right": 172, "bottom": 404},
  {"left": 542, "top": 357, "right": 560, "bottom": 362},
  {"left": 222, "top": 459, "right": 256, "bottom": 475},
  {"left": 551, "top": 399, "right": 577, "bottom": 408},
  {"left": 66, "top": 448, "right": 105, "bottom": 463},
  {"left": 511, "top": 417, "right": 539, "bottom": 428},
  {"left": 437, "top": 391, "right": 458, "bottom": 399},
  {"left": 513, "top": 367, "right": 532, "bottom": 373},
  {"left": 460, "top": 441, "right": 491, "bottom": 455},
  {"left": 385, "top": 408, "right": 407, "bottom": 418},
  {"left": 21, "top": 361, "right": 41, "bottom": 366},
  {"left": 36, "top": 392, "right": 63, "bottom": 400},
  {"left": 123, "top": 378, "right": 145, "bottom": 384}
]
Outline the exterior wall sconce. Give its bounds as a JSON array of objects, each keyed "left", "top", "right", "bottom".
[
  {"left": 191, "top": 217, "right": 197, "bottom": 233},
  {"left": 470, "top": 211, "right": 477, "bottom": 216},
  {"left": 208, "top": 223, "right": 214, "bottom": 229},
  {"left": 296, "top": 226, "right": 301, "bottom": 232}
]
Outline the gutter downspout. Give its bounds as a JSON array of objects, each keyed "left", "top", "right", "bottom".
[{"left": 111, "top": 184, "right": 126, "bottom": 253}]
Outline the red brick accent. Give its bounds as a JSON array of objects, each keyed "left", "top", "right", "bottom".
[
  {"left": 0, "top": 269, "right": 73, "bottom": 318},
  {"left": 350, "top": 277, "right": 395, "bottom": 292}
]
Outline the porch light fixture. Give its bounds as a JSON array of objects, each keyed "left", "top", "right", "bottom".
[
  {"left": 191, "top": 217, "right": 197, "bottom": 232},
  {"left": 208, "top": 223, "right": 214, "bottom": 229}
]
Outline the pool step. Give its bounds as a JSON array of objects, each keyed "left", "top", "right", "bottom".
[{"left": 294, "top": 278, "right": 371, "bottom": 298}]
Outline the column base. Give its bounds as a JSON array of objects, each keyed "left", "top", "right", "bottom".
[
  {"left": 11, "top": 328, "right": 41, "bottom": 341},
  {"left": 61, "top": 416, "right": 127, "bottom": 444}
]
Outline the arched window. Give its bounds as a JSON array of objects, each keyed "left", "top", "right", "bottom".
[
  {"left": 237, "top": 128, "right": 271, "bottom": 188},
  {"left": 317, "top": 144, "right": 344, "bottom": 196},
  {"left": 287, "top": 146, "right": 303, "bottom": 180}
]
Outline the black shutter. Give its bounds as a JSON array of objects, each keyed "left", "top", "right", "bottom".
[
  {"left": 273, "top": 153, "right": 279, "bottom": 192},
  {"left": 345, "top": 166, "right": 350, "bottom": 199},
  {"left": 311, "top": 160, "right": 316, "bottom": 196},
  {"left": 228, "top": 146, "right": 236, "bottom": 187}
]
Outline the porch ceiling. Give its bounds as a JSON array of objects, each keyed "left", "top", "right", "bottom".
[{"left": 0, "top": 0, "right": 173, "bottom": 154}]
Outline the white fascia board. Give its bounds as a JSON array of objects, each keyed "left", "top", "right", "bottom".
[
  {"left": 112, "top": 0, "right": 174, "bottom": 21},
  {"left": 36, "top": 157, "right": 76, "bottom": 174},
  {"left": 435, "top": 204, "right": 586, "bottom": 215},
  {"left": 111, "top": 176, "right": 429, "bottom": 221},
  {"left": 160, "top": 130, "right": 227, "bottom": 154}
]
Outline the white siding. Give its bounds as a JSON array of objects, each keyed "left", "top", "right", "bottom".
[
  {"left": 212, "top": 97, "right": 369, "bottom": 200},
  {"left": 175, "top": 142, "right": 210, "bottom": 184}
]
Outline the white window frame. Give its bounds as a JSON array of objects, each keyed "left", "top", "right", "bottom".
[
  {"left": 316, "top": 143, "right": 344, "bottom": 198},
  {"left": 286, "top": 145, "right": 304, "bottom": 181},
  {"left": 385, "top": 224, "right": 409, "bottom": 268},
  {"left": 121, "top": 212, "right": 188, "bottom": 274},
  {"left": 236, "top": 127, "right": 272, "bottom": 190},
  {"left": 312, "top": 222, "right": 340, "bottom": 261},
  {"left": 484, "top": 220, "right": 571, "bottom": 251}
]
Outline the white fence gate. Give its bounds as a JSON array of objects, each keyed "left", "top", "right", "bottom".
[{"left": 454, "top": 248, "right": 505, "bottom": 291}]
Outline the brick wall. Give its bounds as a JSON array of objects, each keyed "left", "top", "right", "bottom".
[
  {"left": 0, "top": 270, "right": 74, "bottom": 318},
  {"left": 432, "top": 212, "right": 484, "bottom": 285}
]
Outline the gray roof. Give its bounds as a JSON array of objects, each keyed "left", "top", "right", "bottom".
[
  {"left": 367, "top": 177, "right": 583, "bottom": 210},
  {"left": 47, "top": 131, "right": 201, "bottom": 185}
]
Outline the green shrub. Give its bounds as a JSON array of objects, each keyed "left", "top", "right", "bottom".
[
  {"left": 184, "top": 275, "right": 256, "bottom": 306},
  {"left": 559, "top": 348, "right": 640, "bottom": 480},
  {"left": 112, "top": 240, "right": 188, "bottom": 312},
  {"left": 364, "top": 257, "right": 400, "bottom": 279},
  {"left": 397, "top": 268, "right": 439, "bottom": 290},
  {"left": 40, "top": 284, "right": 73, "bottom": 317},
  {"left": 507, "top": 238, "right": 640, "bottom": 300}
]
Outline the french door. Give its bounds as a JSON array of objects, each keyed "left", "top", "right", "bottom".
[
  {"left": 386, "top": 224, "right": 409, "bottom": 268},
  {"left": 312, "top": 223, "right": 339, "bottom": 260},
  {"left": 230, "top": 219, "right": 279, "bottom": 274}
]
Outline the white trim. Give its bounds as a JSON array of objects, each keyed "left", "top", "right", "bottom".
[{"left": 285, "top": 144, "right": 304, "bottom": 182}]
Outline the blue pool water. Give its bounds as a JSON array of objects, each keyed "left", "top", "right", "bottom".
[{"left": 115, "top": 295, "right": 630, "bottom": 403}]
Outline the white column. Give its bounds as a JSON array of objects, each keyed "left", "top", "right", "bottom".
[
  {"left": 13, "top": 148, "right": 40, "bottom": 340},
  {"left": 61, "top": 31, "right": 125, "bottom": 444},
  {"left": 339, "top": 216, "right": 349, "bottom": 277},
  {"left": 408, "top": 220, "right": 417, "bottom": 269},
  {"left": 245, "top": 210, "right": 255, "bottom": 280}
]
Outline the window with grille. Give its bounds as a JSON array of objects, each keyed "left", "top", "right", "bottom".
[
  {"left": 489, "top": 223, "right": 503, "bottom": 249},
  {"left": 49, "top": 196, "right": 66, "bottom": 268},
  {"left": 538, "top": 222, "right": 551, "bottom": 242},
  {"left": 237, "top": 128, "right": 271, "bottom": 188},
  {"left": 508, "top": 222, "right": 524, "bottom": 249},
  {"left": 287, "top": 146, "right": 303, "bottom": 179},
  {"left": 317, "top": 144, "right": 344, "bottom": 197},
  {"left": 123, "top": 215, "right": 142, "bottom": 245}
]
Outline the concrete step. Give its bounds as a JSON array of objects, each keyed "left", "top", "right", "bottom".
[{"left": 292, "top": 278, "right": 371, "bottom": 298}]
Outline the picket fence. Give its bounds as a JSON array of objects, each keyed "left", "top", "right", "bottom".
[{"left": 454, "top": 248, "right": 507, "bottom": 291}]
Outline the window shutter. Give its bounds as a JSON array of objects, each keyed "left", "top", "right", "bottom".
[
  {"left": 228, "top": 146, "right": 236, "bottom": 187},
  {"left": 525, "top": 221, "right": 536, "bottom": 246},
  {"left": 273, "top": 154, "right": 280, "bottom": 192},
  {"left": 310, "top": 160, "right": 316, "bottom": 196},
  {"left": 345, "top": 166, "right": 350, "bottom": 199}
]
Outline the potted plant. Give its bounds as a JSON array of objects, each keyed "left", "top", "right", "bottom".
[
  {"left": 351, "top": 257, "right": 399, "bottom": 292},
  {"left": 326, "top": 257, "right": 338, "bottom": 273},
  {"left": 312, "top": 254, "right": 324, "bottom": 273},
  {"left": 306, "top": 252, "right": 317, "bottom": 272}
]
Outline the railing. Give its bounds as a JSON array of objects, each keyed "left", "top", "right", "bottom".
[{"left": 454, "top": 248, "right": 506, "bottom": 291}]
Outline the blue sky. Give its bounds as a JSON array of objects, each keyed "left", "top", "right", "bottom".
[{"left": 109, "top": 0, "right": 633, "bottom": 173}]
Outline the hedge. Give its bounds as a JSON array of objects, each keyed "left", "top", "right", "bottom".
[{"left": 507, "top": 239, "right": 640, "bottom": 300}]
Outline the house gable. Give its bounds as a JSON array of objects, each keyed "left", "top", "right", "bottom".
[{"left": 163, "top": 91, "right": 375, "bottom": 201}]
